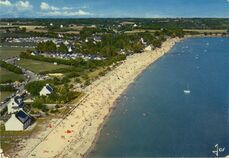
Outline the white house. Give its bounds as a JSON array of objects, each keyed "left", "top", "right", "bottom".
[
  {"left": 31, "top": 52, "right": 36, "bottom": 56},
  {"left": 64, "top": 40, "right": 69, "bottom": 45},
  {"left": 39, "top": 84, "right": 53, "bottom": 96},
  {"left": 5, "top": 110, "right": 32, "bottom": 131},
  {"left": 7, "top": 96, "right": 24, "bottom": 114}
]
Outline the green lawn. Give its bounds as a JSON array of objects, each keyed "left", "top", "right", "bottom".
[
  {"left": 0, "top": 91, "right": 13, "bottom": 102},
  {"left": 0, "top": 46, "right": 32, "bottom": 60},
  {"left": 17, "top": 58, "right": 71, "bottom": 74},
  {"left": 0, "top": 68, "right": 25, "bottom": 83}
]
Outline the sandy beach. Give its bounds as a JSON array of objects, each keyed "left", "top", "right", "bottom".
[{"left": 15, "top": 37, "right": 181, "bottom": 158}]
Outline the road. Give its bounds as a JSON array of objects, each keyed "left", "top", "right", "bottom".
[{"left": 0, "top": 57, "right": 44, "bottom": 113}]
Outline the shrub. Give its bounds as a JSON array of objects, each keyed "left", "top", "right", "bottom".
[{"left": 0, "top": 60, "right": 23, "bottom": 74}]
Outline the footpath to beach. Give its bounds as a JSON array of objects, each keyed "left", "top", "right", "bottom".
[{"left": 16, "top": 37, "right": 181, "bottom": 158}]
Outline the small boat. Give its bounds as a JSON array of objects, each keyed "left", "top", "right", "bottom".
[
  {"left": 184, "top": 90, "right": 191, "bottom": 94},
  {"left": 184, "top": 84, "right": 191, "bottom": 94}
]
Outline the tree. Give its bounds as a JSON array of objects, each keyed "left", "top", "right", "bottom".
[
  {"left": 58, "top": 43, "right": 68, "bottom": 53},
  {"left": 152, "top": 39, "right": 162, "bottom": 48},
  {"left": 36, "top": 41, "right": 57, "bottom": 52},
  {"left": 0, "top": 60, "right": 23, "bottom": 74},
  {"left": 21, "top": 27, "right": 26, "bottom": 32},
  {"left": 132, "top": 42, "right": 143, "bottom": 53},
  {"left": 26, "top": 81, "right": 47, "bottom": 96}
]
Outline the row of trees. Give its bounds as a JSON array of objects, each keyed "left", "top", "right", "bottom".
[
  {"left": 36, "top": 41, "right": 57, "bottom": 52},
  {"left": 36, "top": 41, "right": 69, "bottom": 53},
  {"left": 4, "top": 18, "right": 229, "bottom": 29},
  {"left": 20, "top": 51, "right": 126, "bottom": 71},
  {"left": 34, "top": 28, "right": 184, "bottom": 58},
  {"left": 0, "top": 85, "right": 16, "bottom": 92},
  {"left": 0, "top": 60, "right": 23, "bottom": 74},
  {"left": 20, "top": 52, "right": 87, "bottom": 67},
  {"left": 82, "top": 28, "right": 184, "bottom": 56},
  {"left": 78, "top": 33, "right": 145, "bottom": 57}
]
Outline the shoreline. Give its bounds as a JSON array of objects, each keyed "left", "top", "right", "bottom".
[
  {"left": 15, "top": 37, "right": 182, "bottom": 158},
  {"left": 83, "top": 70, "right": 148, "bottom": 158},
  {"left": 82, "top": 41, "right": 179, "bottom": 157}
]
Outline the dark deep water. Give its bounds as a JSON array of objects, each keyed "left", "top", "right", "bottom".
[{"left": 89, "top": 38, "right": 229, "bottom": 157}]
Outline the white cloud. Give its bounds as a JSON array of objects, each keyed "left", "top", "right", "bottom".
[
  {"left": 62, "top": 7, "right": 73, "bottom": 10},
  {"left": 16, "top": 1, "right": 32, "bottom": 10},
  {"left": 0, "top": 0, "right": 12, "bottom": 7},
  {"left": 41, "top": 9, "right": 92, "bottom": 16},
  {"left": 40, "top": 2, "right": 59, "bottom": 11},
  {"left": 77, "top": 9, "right": 92, "bottom": 16},
  {"left": 39, "top": 2, "right": 92, "bottom": 17},
  {"left": 40, "top": 2, "right": 49, "bottom": 10}
]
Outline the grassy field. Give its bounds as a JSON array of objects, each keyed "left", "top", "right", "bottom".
[
  {"left": 0, "top": 91, "right": 13, "bottom": 102},
  {"left": 17, "top": 58, "right": 71, "bottom": 74},
  {"left": 58, "top": 31, "right": 80, "bottom": 34},
  {"left": 19, "top": 25, "right": 47, "bottom": 32},
  {"left": 125, "top": 29, "right": 227, "bottom": 34},
  {"left": 0, "top": 46, "right": 30, "bottom": 60},
  {"left": 125, "top": 29, "right": 157, "bottom": 34},
  {"left": 0, "top": 68, "right": 25, "bottom": 83}
]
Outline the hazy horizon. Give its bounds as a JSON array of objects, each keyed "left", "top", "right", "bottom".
[{"left": 1, "top": 0, "right": 229, "bottom": 18}]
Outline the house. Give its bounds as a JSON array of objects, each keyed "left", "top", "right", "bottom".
[
  {"left": 7, "top": 96, "right": 24, "bottom": 114},
  {"left": 5, "top": 110, "right": 32, "bottom": 131},
  {"left": 39, "top": 84, "right": 53, "bottom": 96},
  {"left": 93, "top": 36, "right": 102, "bottom": 42},
  {"left": 31, "top": 51, "right": 39, "bottom": 56},
  {"left": 31, "top": 52, "right": 36, "bottom": 56},
  {"left": 64, "top": 40, "right": 69, "bottom": 45}
]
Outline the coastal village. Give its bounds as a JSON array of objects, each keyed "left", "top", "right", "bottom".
[{"left": 0, "top": 18, "right": 229, "bottom": 158}]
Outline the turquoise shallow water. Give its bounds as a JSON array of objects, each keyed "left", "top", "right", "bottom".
[{"left": 89, "top": 37, "right": 229, "bottom": 157}]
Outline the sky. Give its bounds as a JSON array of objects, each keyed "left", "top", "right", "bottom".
[{"left": 0, "top": 0, "right": 229, "bottom": 18}]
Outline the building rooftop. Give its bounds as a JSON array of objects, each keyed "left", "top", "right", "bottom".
[
  {"left": 45, "top": 85, "right": 53, "bottom": 92},
  {"left": 12, "top": 96, "right": 24, "bottom": 107},
  {"left": 15, "top": 110, "right": 31, "bottom": 124}
]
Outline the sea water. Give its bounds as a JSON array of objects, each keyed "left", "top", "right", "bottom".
[{"left": 89, "top": 38, "right": 229, "bottom": 157}]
